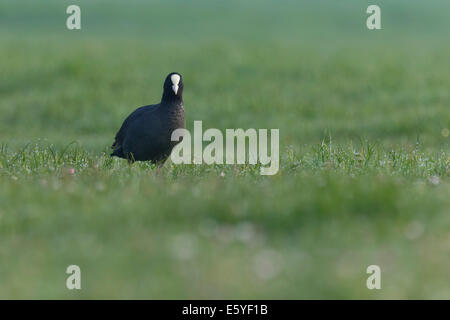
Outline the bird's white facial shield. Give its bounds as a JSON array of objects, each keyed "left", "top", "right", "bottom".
[{"left": 171, "top": 74, "right": 181, "bottom": 95}]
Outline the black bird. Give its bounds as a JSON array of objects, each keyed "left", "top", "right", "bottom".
[{"left": 111, "top": 72, "right": 185, "bottom": 164}]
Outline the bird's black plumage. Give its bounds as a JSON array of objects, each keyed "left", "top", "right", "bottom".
[{"left": 111, "top": 72, "right": 185, "bottom": 164}]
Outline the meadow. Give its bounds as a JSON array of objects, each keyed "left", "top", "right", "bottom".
[{"left": 0, "top": 0, "right": 449, "bottom": 298}]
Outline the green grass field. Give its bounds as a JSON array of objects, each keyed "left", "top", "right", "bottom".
[{"left": 0, "top": 0, "right": 449, "bottom": 299}]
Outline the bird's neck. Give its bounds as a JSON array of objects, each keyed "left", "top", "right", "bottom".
[{"left": 161, "top": 93, "right": 183, "bottom": 105}]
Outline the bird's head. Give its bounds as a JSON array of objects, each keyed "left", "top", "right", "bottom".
[{"left": 163, "top": 72, "right": 183, "bottom": 100}]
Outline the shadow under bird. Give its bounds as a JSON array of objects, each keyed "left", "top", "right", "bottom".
[{"left": 111, "top": 72, "right": 186, "bottom": 164}]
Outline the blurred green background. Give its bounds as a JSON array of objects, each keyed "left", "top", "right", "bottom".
[{"left": 0, "top": 0, "right": 449, "bottom": 299}]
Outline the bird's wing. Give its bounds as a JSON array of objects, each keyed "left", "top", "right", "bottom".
[{"left": 112, "top": 104, "right": 159, "bottom": 150}]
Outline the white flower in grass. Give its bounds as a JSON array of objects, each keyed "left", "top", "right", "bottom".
[
  {"left": 234, "top": 222, "right": 256, "bottom": 244},
  {"left": 170, "top": 234, "right": 196, "bottom": 261},
  {"left": 253, "top": 249, "right": 281, "bottom": 280},
  {"left": 404, "top": 221, "right": 424, "bottom": 240},
  {"left": 429, "top": 176, "right": 440, "bottom": 185},
  {"left": 441, "top": 128, "right": 449, "bottom": 137}
]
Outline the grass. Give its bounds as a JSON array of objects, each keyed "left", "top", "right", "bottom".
[{"left": 0, "top": 0, "right": 449, "bottom": 298}]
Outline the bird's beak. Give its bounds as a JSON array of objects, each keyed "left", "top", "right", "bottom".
[{"left": 172, "top": 84, "right": 179, "bottom": 95}]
